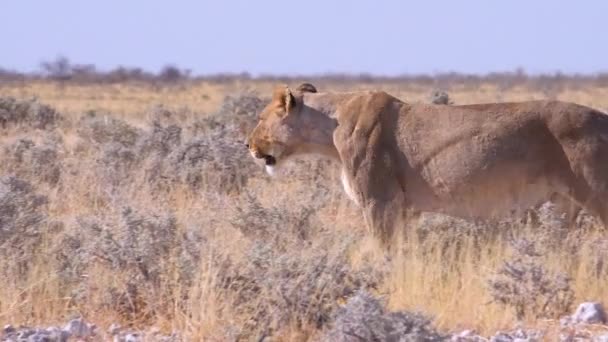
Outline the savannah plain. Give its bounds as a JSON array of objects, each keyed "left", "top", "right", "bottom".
[{"left": 2, "top": 72, "right": 608, "bottom": 340}]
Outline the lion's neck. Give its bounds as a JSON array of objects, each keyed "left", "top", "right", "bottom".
[
  {"left": 302, "top": 93, "right": 352, "bottom": 120},
  {"left": 295, "top": 93, "right": 350, "bottom": 160}
]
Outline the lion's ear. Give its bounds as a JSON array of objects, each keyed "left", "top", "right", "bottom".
[
  {"left": 296, "top": 83, "right": 317, "bottom": 94},
  {"left": 272, "top": 85, "right": 296, "bottom": 114},
  {"left": 284, "top": 87, "right": 296, "bottom": 113}
]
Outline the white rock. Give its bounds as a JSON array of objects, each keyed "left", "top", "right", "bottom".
[
  {"left": 490, "top": 330, "right": 541, "bottom": 342},
  {"left": 27, "top": 332, "right": 50, "bottom": 342},
  {"left": 490, "top": 333, "right": 512, "bottom": 342},
  {"left": 109, "top": 323, "right": 122, "bottom": 335},
  {"left": 125, "top": 332, "right": 142, "bottom": 342},
  {"left": 572, "top": 302, "right": 606, "bottom": 324},
  {"left": 45, "top": 327, "right": 69, "bottom": 342},
  {"left": 3, "top": 324, "right": 15, "bottom": 334},
  {"left": 451, "top": 329, "right": 486, "bottom": 341},
  {"left": 458, "top": 330, "right": 476, "bottom": 337},
  {"left": 17, "top": 329, "right": 35, "bottom": 339}
]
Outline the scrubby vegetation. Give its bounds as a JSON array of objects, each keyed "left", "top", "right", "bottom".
[{"left": 1, "top": 80, "right": 608, "bottom": 341}]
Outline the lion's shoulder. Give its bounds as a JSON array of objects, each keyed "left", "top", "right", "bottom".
[
  {"left": 333, "top": 91, "right": 403, "bottom": 160},
  {"left": 336, "top": 91, "right": 401, "bottom": 124}
]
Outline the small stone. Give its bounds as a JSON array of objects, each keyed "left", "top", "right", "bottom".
[
  {"left": 490, "top": 333, "right": 512, "bottom": 342},
  {"left": 17, "top": 329, "right": 36, "bottom": 339},
  {"left": 125, "top": 332, "right": 142, "bottom": 342},
  {"left": 109, "top": 323, "right": 122, "bottom": 335},
  {"left": 595, "top": 335, "right": 608, "bottom": 342},
  {"left": 489, "top": 330, "right": 542, "bottom": 342},
  {"left": 459, "top": 329, "right": 476, "bottom": 337},
  {"left": 451, "top": 329, "right": 483, "bottom": 341},
  {"left": 3, "top": 324, "right": 15, "bottom": 334},
  {"left": 45, "top": 327, "right": 70, "bottom": 342},
  {"left": 63, "top": 318, "right": 92, "bottom": 338},
  {"left": 27, "top": 334, "right": 47, "bottom": 342},
  {"left": 28, "top": 331, "right": 55, "bottom": 342},
  {"left": 512, "top": 328, "right": 542, "bottom": 341},
  {"left": 571, "top": 302, "right": 607, "bottom": 324}
]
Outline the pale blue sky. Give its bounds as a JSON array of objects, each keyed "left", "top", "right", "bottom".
[{"left": 2, "top": 0, "right": 607, "bottom": 75}]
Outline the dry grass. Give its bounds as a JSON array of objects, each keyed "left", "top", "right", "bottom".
[{"left": 1, "top": 80, "right": 608, "bottom": 340}]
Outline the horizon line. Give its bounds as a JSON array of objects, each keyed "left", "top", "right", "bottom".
[{"left": 1, "top": 57, "right": 608, "bottom": 78}]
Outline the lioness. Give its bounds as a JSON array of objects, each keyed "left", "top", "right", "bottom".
[{"left": 247, "top": 84, "right": 608, "bottom": 240}]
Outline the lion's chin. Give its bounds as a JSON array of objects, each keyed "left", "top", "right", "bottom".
[{"left": 265, "top": 164, "right": 277, "bottom": 176}]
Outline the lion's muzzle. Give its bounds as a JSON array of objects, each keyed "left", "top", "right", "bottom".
[{"left": 248, "top": 145, "right": 277, "bottom": 166}]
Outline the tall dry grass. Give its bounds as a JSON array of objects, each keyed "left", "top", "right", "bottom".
[{"left": 0, "top": 80, "right": 608, "bottom": 340}]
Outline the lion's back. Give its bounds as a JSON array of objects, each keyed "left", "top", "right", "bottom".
[{"left": 400, "top": 100, "right": 608, "bottom": 214}]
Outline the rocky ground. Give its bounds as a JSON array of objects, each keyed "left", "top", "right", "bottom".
[
  {"left": 2, "top": 318, "right": 179, "bottom": 341},
  {"left": 2, "top": 301, "right": 607, "bottom": 341}
]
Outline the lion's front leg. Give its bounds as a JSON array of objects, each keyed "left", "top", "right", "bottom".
[
  {"left": 334, "top": 115, "right": 411, "bottom": 244},
  {"left": 361, "top": 188, "right": 408, "bottom": 245},
  {"left": 352, "top": 152, "right": 410, "bottom": 244}
]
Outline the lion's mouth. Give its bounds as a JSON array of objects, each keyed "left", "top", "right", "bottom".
[
  {"left": 264, "top": 155, "right": 277, "bottom": 166},
  {"left": 250, "top": 149, "right": 278, "bottom": 166}
]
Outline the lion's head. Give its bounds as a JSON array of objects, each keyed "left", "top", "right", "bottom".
[{"left": 246, "top": 83, "right": 317, "bottom": 174}]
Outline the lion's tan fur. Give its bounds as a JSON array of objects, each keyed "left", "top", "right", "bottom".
[{"left": 248, "top": 84, "right": 608, "bottom": 240}]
